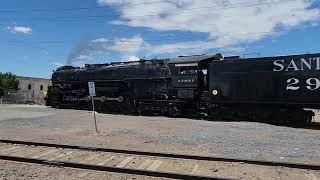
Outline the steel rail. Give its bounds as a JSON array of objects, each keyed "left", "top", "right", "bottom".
[
  {"left": 0, "top": 155, "right": 232, "bottom": 180},
  {"left": 0, "top": 139, "right": 319, "bottom": 171}
]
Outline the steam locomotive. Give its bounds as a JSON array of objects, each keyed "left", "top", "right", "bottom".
[{"left": 45, "top": 53, "right": 320, "bottom": 124}]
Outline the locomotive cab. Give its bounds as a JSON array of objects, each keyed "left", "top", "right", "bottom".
[
  {"left": 168, "top": 55, "right": 208, "bottom": 99},
  {"left": 167, "top": 54, "right": 225, "bottom": 99},
  {"left": 197, "top": 54, "right": 226, "bottom": 91}
]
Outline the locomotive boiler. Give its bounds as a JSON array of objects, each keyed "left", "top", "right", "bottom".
[{"left": 46, "top": 53, "right": 320, "bottom": 124}]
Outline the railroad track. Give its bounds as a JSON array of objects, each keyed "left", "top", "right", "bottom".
[{"left": 0, "top": 139, "right": 319, "bottom": 179}]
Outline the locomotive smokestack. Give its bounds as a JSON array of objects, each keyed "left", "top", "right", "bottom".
[{"left": 214, "top": 53, "right": 224, "bottom": 60}]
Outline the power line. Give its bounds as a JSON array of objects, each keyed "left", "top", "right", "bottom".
[
  {"left": 0, "top": 0, "right": 292, "bottom": 13},
  {"left": 0, "top": 0, "right": 297, "bottom": 21},
  {"left": 5, "top": 25, "right": 319, "bottom": 45},
  {"left": 0, "top": 1, "right": 172, "bottom": 13},
  {"left": 7, "top": 41, "right": 64, "bottom": 44}
]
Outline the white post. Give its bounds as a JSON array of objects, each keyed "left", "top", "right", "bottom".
[
  {"left": 91, "top": 96, "right": 98, "bottom": 133},
  {"left": 88, "top": 82, "right": 98, "bottom": 133}
]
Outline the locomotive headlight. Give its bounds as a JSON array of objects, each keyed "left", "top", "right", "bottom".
[{"left": 212, "top": 90, "right": 219, "bottom": 96}]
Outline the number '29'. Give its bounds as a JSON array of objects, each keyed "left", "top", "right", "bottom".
[{"left": 287, "top": 78, "right": 320, "bottom": 91}]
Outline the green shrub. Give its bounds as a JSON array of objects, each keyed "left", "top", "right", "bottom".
[{"left": 0, "top": 72, "right": 19, "bottom": 92}]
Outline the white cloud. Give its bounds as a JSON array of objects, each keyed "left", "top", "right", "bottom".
[
  {"left": 97, "top": 0, "right": 320, "bottom": 53},
  {"left": 67, "top": 36, "right": 146, "bottom": 65},
  {"left": 127, "top": 56, "right": 140, "bottom": 61},
  {"left": 106, "top": 35, "right": 144, "bottom": 52},
  {"left": 75, "top": 54, "right": 91, "bottom": 60},
  {"left": 73, "top": 54, "right": 93, "bottom": 66},
  {"left": 7, "top": 26, "right": 32, "bottom": 34},
  {"left": 75, "top": 35, "right": 245, "bottom": 62},
  {"left": 91, "top": 38, "right": 109, "bottom": 43},
  {"left": 52, "top": 62, "right": 65, "bottom": 67}
]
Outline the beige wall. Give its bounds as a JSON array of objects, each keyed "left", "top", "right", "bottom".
[{"left": 16, "top": 76, "right": 50, "bottom": 98}]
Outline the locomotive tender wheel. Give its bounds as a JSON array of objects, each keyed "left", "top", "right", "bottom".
[
  {"left": 205, "top": 106, "right": 313, "bottom": 125},
  {"left": 119, "top": 99, "right": 134, "bottom": 115}
]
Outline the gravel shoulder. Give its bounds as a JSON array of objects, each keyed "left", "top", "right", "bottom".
[{"left": 0, "top": 104, "right": 319, "bottom": 179}]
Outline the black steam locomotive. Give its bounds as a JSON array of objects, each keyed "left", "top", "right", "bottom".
[{"left": 46, "top": 53, "right": 320, "bottom": 124}]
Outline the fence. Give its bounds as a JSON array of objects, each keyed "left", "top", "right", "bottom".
[{"left": 0, "top": 90, "right": 45, "bottom": 105}]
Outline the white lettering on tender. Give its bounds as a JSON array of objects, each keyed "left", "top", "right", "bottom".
[
  {"left": 285, "top": 60, "right": 299, "bottom": 71},
  {"left": 273, "top": 57, "right": 320, "bottom": 72},
  {"left": 315, "top": 57, "right": 320, "bottom": 70},
  {"left": 273, "top": 60, "right": 284, "bottom": 71},
  {"left": 300, "top": 58, "right": 312, "bottom": 70}
]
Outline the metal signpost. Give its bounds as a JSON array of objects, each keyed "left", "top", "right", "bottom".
[{"left": 88, "top": 82, "right": 98, "bottom": 133}]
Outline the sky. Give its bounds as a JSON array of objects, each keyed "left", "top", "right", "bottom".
[{"left": 0, "top": 0, "right": 320, "bottom": 78}]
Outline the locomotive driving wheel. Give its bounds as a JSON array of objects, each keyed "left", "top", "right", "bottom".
[
  {"left": 120, "top": 92, "right": 136, "bottom": 115},
  {"left": 168, "top": 104, "right": 180, "bottom": 118}
]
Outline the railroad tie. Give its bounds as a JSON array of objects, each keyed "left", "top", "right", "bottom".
[
  {"left": 4, "top": 148, "right": 27, "bottom": 156},
  {"left": 80, "top": 154, "right": 101, "bottom": 164},
  {"left": 146, "top": 160, "right": 163, "bottom": 171},
  {"left": 8, "top": 175, "right": 16, "bottom": 180},
  {"left": 305, "top": 173, "right": 319, "bottom": 180},
  {"left": 0, "top": 146, "right": 20, "bottom": 153},
  {"left": 19, "top": 149, "right": 40, "bottom": 157},
  {"left": 116, "top": 156, "right": 134, "bottom": 168},
  {"left": 32, "top": 149, "right": 60, "bottom": 159},
  {"left": 77, "top": 171, "right": 91, "bottom": 178},
  {"left": 138, "top": 159, "right": 153, "bottom": 169},
  {"left": 48, "top": 151, "right": 75, "bottom": 161},
  {"left": 97, "top": 155, "right": 116, "bottom": 166},
  {"left": 191, "top": 164, "right": 199, "bottom": 174}
]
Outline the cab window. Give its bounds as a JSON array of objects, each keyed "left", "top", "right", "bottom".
[{"left": 179, "top": 66, "right": 197, "bottom": 75}]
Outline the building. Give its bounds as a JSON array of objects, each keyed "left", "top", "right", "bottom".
[
  {"left": 1, "top": 76, "right": 50, "bottom": 104},
  {"left": 16, "top": 76, "right": 50, "bottom": 97}
]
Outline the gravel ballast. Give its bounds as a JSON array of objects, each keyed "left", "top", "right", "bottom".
[{"left": 0, "top": 104, "right": 319, "bottom": 179}]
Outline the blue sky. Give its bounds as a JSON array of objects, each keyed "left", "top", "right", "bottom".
[{"left": 0, "top": 0, "right": 320, "bottom": 78}]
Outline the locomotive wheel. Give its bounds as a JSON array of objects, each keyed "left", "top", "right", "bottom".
[
  {"left": 168, "top": 105, "right": 179, "bottom": 118},
  {"left": 136, "top": 104, "right": 143, "bottom": 115},
  {"left": 120, "top": 99, "right": 133, "bottom": 115},
  {"left": 160, "top": 105, "right": 167, "bottom": 116}
]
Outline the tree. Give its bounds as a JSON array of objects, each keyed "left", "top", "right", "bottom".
[{"left": 0, "top": 72, "right": 19, "bottom": 92}]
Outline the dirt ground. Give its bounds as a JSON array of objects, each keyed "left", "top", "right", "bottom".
[{"left": 0, "top": 104, "right": 319, "bottom": 179}]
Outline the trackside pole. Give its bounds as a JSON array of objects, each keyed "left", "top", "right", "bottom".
[
  {"left": 91, "top": 96, "right": 98, "bottom": 133},
  {"left": 88, "top": 82, "right": 98, "bottom": 133}
]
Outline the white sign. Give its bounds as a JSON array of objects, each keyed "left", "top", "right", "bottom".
[
  {"left": 88, "top": 82, "right": 96, "bottom": 97},
  {"left": 88, "top": 81, "right": 98, "bottom": 133}
]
